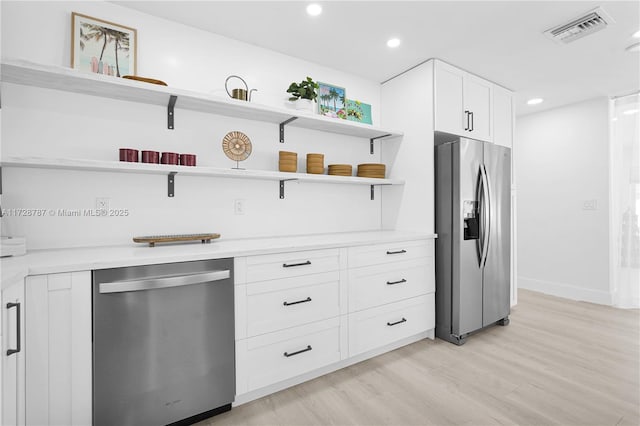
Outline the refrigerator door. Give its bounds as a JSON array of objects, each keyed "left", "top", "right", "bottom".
[
  {"left": 482, "top": 143, "right": 511, "bottom": 326},
  {"left": 452, "top": 138, "right": 484, "bottom": 336}
]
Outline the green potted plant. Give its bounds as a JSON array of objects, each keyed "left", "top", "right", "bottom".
[{"left": 286, "top": 77, "right": 319, "bottom": 112}]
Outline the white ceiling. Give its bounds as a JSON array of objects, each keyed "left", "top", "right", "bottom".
[{"left": 114, "top": 1, "right": 640, "bottom": 115}]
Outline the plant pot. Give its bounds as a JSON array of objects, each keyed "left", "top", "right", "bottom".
[{"left": 294, "top": 98, "right": 315, "bottom": 113}]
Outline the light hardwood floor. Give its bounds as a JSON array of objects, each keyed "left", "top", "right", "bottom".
[{"left": 202, "top": 290, "right": 640, "bottom": 426}]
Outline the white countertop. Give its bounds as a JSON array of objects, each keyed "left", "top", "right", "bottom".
[{"left": 1, "top": 231, "right": 436, "bottom": 288}]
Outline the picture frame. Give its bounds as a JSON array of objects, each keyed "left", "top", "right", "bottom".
[
  {"left": 317, "top": 82, "right": 346, "bottom": 118},
  {"left": 71, "top": 12, "right": 137, "bottom": 77},
  {"left": 345, "top": 99, "right": 373, "bottom": 125}
]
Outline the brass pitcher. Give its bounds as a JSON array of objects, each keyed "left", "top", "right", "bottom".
[{"left": 225, "top": 75, "right": 257, "bottom": 102}]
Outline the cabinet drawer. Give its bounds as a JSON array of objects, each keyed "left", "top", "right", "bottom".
[
  {"left": 348, "top": 294, "right": 434, "bottom": 357},
  {"left": 246, "top": 272, "right": 340, "bottom": 337},
  {"left": 348, "top": 258, "right": 434, "bottom": 312},
  {"left": 245, "top": 249, "right": 340, "bottom": 283},
  {"left": 348, "top": 240, "right": 432, "bottom": 269},
  {"left": 243, "top": 318, "right": 341, "bottom": 391}
]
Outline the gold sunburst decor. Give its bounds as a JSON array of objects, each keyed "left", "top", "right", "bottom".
[{"left": 222, "top": 131, "right": 252, "bottom": 169}]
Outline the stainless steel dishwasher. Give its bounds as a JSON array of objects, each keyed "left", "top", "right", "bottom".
[{"left": 92, "top": 258, "right": 235, "bottom": 426}]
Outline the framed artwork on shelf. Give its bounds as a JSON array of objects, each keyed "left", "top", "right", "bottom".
[
  {"left": 345, "top": 99, "right": 373, "bottom": 125},
  {"left": 318, "top": 82, "right": 346, "bottom": 119},
  {"left": 71, "top": 12, "right": 137, "bottom": 77}
]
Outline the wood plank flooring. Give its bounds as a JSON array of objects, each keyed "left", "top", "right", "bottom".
[{"left": 201, "top": 290, "right": 640, "bottom": 426}]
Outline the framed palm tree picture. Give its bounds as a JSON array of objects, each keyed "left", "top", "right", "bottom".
[
  {"left": 317, "top": 82, "right": 346, "bottom": 119},
  {"left": 71, "top": 12, "right": 137, "bottom": 77}
]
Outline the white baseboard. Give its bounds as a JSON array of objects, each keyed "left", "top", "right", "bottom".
[
  {"left": 233, "top": 329, "right": 434, "bottom": 406},
  {"left": 518, "top": 276, "right": 612, "bottom": 305}
]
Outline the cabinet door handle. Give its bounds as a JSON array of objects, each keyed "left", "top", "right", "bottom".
[
  {"left": 282, "top": 260, "right": 311, "bottom": 268},
  {"left": 386, "top": 249, "right": 406, "bottom": 255},
  {"left": 6, "top": 302, "right": 21, "bottom": 356},
  {"left": 470, "top": 111, "right": 474, "bottom": 132},
  {"left": 464, "top": 110, "right": 470, "bottom": 131},
  {"left": 283, "top": 297, "right": 312, "bottom": 306},
  {"left": 284, "top": 345, "right": 312, "bottom": 357},
  {"left": 387, "top": 318, "right": 407, "bottom": 327},
  {"left": 386, "top": 278, "right": 407, "bottom": 286}
]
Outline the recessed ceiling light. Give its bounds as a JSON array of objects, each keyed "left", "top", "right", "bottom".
[
  {"left": 633, "top": 30, "right": 640, "bottom": 38},
  {"left": 623, "top": 108, "right": 639, "bottom": 115},
  {"left": 527, "top": 98, "right": 544, "bottom": 105},
  {"left": 386, "top": 38, "right": 401, "bottom": 48},
  {"left": 306, "top": 4, "right": 322, "bottom": 16},
  {"left": 625, "top": 42, "right": 640, "bottom": 53}
]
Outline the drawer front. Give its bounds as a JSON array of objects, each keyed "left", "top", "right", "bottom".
[
  {"left": 244, "top": 318, "right": 341, "bottom": 391},
  {"left": 348, "top": 240, "right": 432, "bottom": 269},
  {"left": 246, "top": 249, "right": 340, "bottom": 283},
  {"left": 348, "top": 294, "right": 435, "bottom": 357},
  {"left": 247, "top": 274, "right": 340, "bottom": 337},
  {"left": 349, "top": 258, "right": 434, "bottom": 312}
]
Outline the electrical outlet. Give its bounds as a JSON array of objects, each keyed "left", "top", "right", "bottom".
[
  {"left": 96, "top": 197, "right": 110, "bottom": 216},
  {"left": 582, "top": 200, "right": 597, "bottom": 210},
  {"left": 234, "top": 199, "right": 245, "bottom": 215}
]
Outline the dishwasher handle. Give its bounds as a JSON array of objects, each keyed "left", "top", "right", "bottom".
[{"left": 99, "top": 270, "right": 230, "bottom": 294}]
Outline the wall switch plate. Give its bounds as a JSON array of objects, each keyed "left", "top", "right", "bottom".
[
  {"left": 582, "top": 200, "right": 597, "bottom": 210},
  {"left": 234, "top": 199, "right": 245, "bottom": 215}
]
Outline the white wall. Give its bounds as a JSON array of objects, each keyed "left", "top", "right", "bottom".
[
  {"left": 516, "top": 97, "right": 611, "bottom": 304},
  {"left": 380, "top": 61, "right": 435, "bottom": 234},
  {"left": 1, "top": 1, "right": 386, "bottom": 250}
]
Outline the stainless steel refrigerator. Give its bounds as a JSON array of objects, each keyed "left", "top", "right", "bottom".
[{"left": 435, "top": 136, "right": 511, "bottom": 345}]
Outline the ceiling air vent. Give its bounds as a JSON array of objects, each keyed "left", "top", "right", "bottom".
[{"left": 544, "top": 7, "right": 615, "bottom": 44}]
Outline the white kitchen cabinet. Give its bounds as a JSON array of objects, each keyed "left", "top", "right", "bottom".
[
  {"left": 237, "top": 317, "right": 342, "bottom": 392},
  {"left": 434, "top": 60, "right": 493, "bottom": 142},
  {"left": 245, "top": 271, "right": 341, "bottom": 337},
  {"left": 2, "top": 278, "right": 26, "bottom": 426},
  {"left": 434, "top": 61, "right": 465, "bottom": 136},
  {"left": 24, "top": 272, "right": 92, "bottom": 426},
  {"left": 348, "top": 258, "right": 434, "bottom": 312},
  {"left": 348, "top": 294, "right": 435, "bottom": 357},
  {"left": 493, "top": 85, "right": 515, "bottom": 149},
  {"left": 235, "top": 238, "right": 435, "bottom": 403}
]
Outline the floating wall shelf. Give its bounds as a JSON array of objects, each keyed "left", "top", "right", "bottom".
[
  {"left": 1, "top": 157, "right": 404, "bottom": 200},
  {"left": 1, "top": 59, "right": 402, "bottom": 152}
]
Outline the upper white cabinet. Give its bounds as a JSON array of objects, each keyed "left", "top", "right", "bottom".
[
  {"left": 434, "top": 60, "right": 494, "bottom": 142},
  {"left": 433, "top": 62, "right": 465, "bottom": 136},
  {"left": 492, "top": 85, "right": 515, "bottom": 149}
]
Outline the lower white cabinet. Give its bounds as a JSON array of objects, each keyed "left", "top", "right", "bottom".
[
  {"left": 2, "top": 278, "right": 26, "bottom": 426},
  {"left": 348, "top": 258, "right": 434, "bottom": 312},
  {"left": 235, "top": 238, "right": 436, "bottom": 401},
  {"left": 348, "top": 294, "right": 435, "bottom": 357},
  {"left": 24, "top": 272, "right": 92, "bottom": 426},
  {"left": 236, "top": 317, "right": 342, "bottom": 393},
  {"left": 245, "top": 271, "right": 341, "bottom": 337}
]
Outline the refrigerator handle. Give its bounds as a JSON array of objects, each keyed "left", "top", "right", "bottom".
[
  {"left": 475, "top": 167, "right": 484, "bottom": 266},
  {"left": 480, "top": 164, "right": 491, "bottom": 267}
]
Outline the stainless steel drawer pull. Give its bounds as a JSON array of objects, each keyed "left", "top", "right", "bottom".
[
  {"left": 282, "top": 260, "right": 312, "bottom": 268},
  {"left": 386, "top": 279, "right": 407, "bottom": 285},
  {"left": 284, "top": 345, "right": 312, "bottom": 357},
  {"left": 386, "top": 249, "right": 407, "bottom": 255},
  {"left": 99, "top": 270, "right": 230, "bottom": 294},
  {"left": 6, "top": 302, "right": 21, "bottom": 356},
  {"left": 387, "top": 318, "right": 407, "bottom": 327},
  {"left": 283, "top": 297, "right": 312, "bottom": 306}
]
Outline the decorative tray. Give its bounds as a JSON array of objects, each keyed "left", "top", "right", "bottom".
[{"left": 133, "top": 233, "right": 220, "bottom": 247}]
